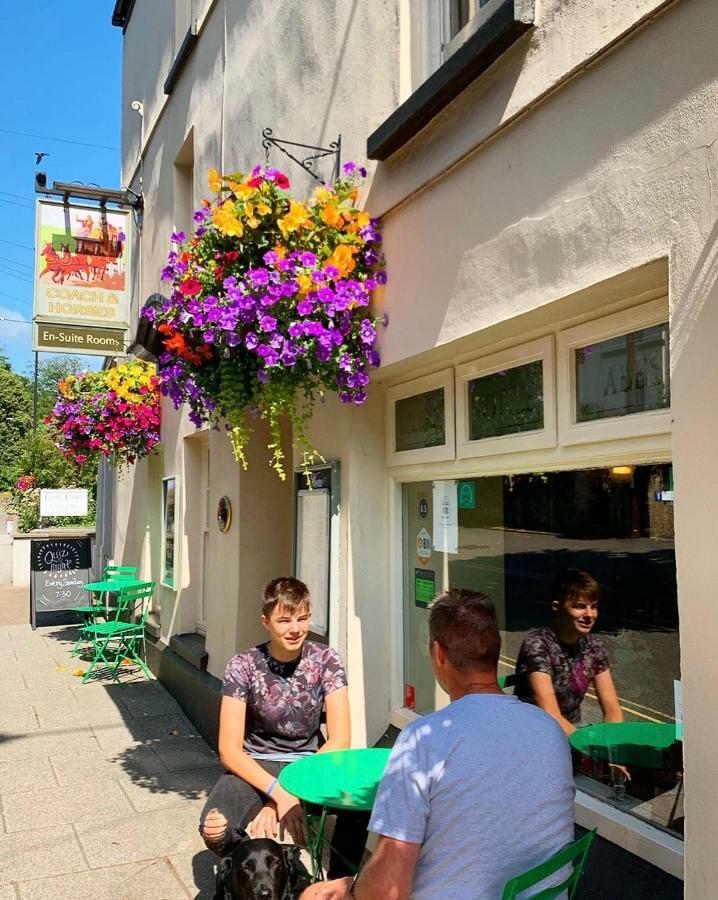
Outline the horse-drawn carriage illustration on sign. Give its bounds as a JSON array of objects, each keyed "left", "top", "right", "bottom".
[{"left": 36, "top": 202, "right": 127, "bottom": 292}]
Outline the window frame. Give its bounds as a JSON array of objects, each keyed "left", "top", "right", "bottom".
[
  {"left": 455, "top": 335, "right": 556, "bottom": 459},
  {"left": 386, "top": 369, "right": 455, "bottom": 467},
  {"left": 557, "top": 299, "right": 671, "bottom": 447}
]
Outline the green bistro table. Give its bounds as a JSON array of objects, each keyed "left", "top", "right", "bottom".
[
  {"left": 71, "top": 578, "right": 146, "bottom": 658},
  {"left": 569, "top": 722, "right": 680, "bottom": 769},
  {"left": 278, "top": 748, "right": 391, "bottom": 880}
]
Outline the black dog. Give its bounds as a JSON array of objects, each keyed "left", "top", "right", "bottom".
[{"left": 213, "top": 837, "right": 311, "bottom": 900}]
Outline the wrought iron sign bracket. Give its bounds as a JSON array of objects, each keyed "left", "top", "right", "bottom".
[{"left": 261, "top": 129, "right": 341, "bottom": 184}]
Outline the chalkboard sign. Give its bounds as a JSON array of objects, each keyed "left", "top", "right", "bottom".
[{"left": 30, "top": 537, "right": 93, "bottom": 628}]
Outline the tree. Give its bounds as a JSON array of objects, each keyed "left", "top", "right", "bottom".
[{"left": 0, "top": 350, "right": 33, "bottom": 489}]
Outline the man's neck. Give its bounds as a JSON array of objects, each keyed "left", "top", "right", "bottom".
[
  {"left": 450, "top": 676, "right": 503, "bottom": 702},
  {"left": 267, "top": 640, "right": 303, "bottom": 663}
]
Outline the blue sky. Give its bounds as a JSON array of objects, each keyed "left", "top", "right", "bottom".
[{"left": 0, "top": 2, "right": 121, "bottom": 376}]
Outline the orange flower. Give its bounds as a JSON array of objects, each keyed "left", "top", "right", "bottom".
[
  {"left": 321, "top": 204, "right": 342, "bottom": 227},
  {"left": 325, "top": 243, "right": 356, "bottom": 277},
  {"left": 208, "top": 168, "right": 222, "bottom": 192}
]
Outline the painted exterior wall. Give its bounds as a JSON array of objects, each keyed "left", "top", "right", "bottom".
[{"left": 113, "top": 0, "right": 718, "bottom": 890}]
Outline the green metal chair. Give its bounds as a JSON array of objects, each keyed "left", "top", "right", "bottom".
[
  {"left": 70, "top": 565, "right": 139, "bottom": 657},
  {"left": 500, "top": 829, "right": 597, "bottom": 899},
  {"left": 80, "top": 581, "right": 155, "bottom": 685}
]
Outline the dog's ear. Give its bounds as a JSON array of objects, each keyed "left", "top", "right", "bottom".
[
  {"left": 213, "top": 855, "right": 233, "bottom": 900},
  {"left": 283, "top": 845, "right": 311, "bottom": 891}
]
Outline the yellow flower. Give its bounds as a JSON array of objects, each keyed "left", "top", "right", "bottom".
[
  {"left": 247, "top": 217, "right": 260, "bottom": 229},
  {"left": 213, "top": 206, "right": 244, "bottom": 237},
  {"left": 297, "top": 274, "right": 313, "bottom": 294},
  {"left": 356, "top": 212, "right": 370, "bottom": 229},
  {"left": 256, "top": 201, "right": 271, "bottom": 216},
  {"left": 314, "top": 186, "right": 333, "bottom": 204},
  {"left": 234, "top": 183, "right": 255, "bottom": 201},
  {"left": 208, "top": 168, "right": 222, "bottom": 192},
  {"left": 279, "top": 201, "right": 309, "bottom": 237}
]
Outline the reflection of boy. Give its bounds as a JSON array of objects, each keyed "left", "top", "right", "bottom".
[{"left": 514, "top": 569, "right": 623, "bottom": 736}]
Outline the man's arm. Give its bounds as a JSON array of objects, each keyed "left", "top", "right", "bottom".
[
  {"left": 528, "top": 671, "right": 577, "bottom": 736},
  {"left": 300, "top": 836, "right": 421, "bottom": 900},
  {"left": 593, "top": 669, "right": 624, "bottom": 723}
]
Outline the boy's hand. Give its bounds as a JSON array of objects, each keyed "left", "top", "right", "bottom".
[
  {"left": 301, "top": 877, "right": 353, "bottom": 899},
  {"left": 274, "top": 785, "right": 307, "bottom": 846},
  {"left": 249, "top": 802, "right": 278, "bottom": 838}
]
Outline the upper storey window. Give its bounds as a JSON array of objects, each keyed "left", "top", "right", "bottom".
[{"left": 368, "top": 0, "right": 535, "bottom": 160}]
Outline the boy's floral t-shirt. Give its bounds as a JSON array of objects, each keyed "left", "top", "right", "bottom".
[
  {"left": 513, "top": 627, "right": 610, "bottom": 724},
  {"left": 222, "top": 640, "right": 347, "bottom": 755}
]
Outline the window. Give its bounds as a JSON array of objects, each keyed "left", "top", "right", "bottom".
[
  {"left": 456, "top": 336, "right": 556, "bottom": 458},
  {"left": 558, "top": 299, "right": 671, "bottom": 445},
  {"left": 368, "top": 0, "right": 534, "bottom": 160},
  {"left": 162, "top": 477, "right": 177, "bottom": 588},
  {"left": 174, "top": 129, "right": 194, "bottom": 238},
  {"left": 401, "top": 463, "right": 682, "bottom": 838},
  {"left": 387, "top": 370, "right": 455, "bottom": 466}
]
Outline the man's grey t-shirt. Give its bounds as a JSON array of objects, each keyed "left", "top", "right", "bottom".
[{"left": 369, "top": 694, "right": 574, "bottom": 899}]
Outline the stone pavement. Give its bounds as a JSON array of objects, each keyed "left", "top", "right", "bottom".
[{"left": 0, "top": 620, "right": 223, "bottom": 899}]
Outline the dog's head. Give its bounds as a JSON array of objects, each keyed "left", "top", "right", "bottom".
[{"left": 214, "top": 838, "right": 298, "bottom": 900}]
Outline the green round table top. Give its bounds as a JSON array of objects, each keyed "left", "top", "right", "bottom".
[
  {"left": 279, "top": 748, "right": 391, "bottom": 811},
  {"left": 569, "top": 722, "right": 680, "bottom": 768},
  {"left": 83, "top": 579, "right": 145, "bottom": 592}
]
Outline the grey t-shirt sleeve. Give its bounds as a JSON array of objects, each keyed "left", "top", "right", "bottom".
[{"left": 368, "top": 724, "right": 429, "bottom": 845}]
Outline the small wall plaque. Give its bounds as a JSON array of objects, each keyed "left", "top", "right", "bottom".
[{"left": 217, "top": 496, "right": 232, "bottom": 533}]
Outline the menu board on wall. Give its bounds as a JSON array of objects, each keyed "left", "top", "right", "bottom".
[{"left": 30, "top": 537, "right": 92, "bottom": 628}]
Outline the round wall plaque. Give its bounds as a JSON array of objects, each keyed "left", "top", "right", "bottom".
[{"left": 217, "top": 496, "right": 232, "bottom": 533}]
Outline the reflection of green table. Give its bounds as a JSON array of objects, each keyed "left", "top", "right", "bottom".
[
  {"left": 569, "top": 722, "right": 680, "bottom": 769},
  {"left": 279, "top": 748, "right": 391, "bottom": 879}
]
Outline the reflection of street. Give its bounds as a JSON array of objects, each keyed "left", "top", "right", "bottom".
[{"left": 451, "top": 528, "right": 679, "bottom": 723}]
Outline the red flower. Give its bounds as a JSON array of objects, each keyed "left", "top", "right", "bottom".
[
  {"left": 273, "top": 172, "right": 290, "bottom": 189},
  {"left": 247, "top": 176, "right": 263, "bottom": 188},
  {"left": 179, "top": 278, "right": 202, "bottom": 296}
]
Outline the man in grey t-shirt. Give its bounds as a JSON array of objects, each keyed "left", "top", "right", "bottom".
[{"left": 302, "top": 590, "right": 574, "bottom": 900}]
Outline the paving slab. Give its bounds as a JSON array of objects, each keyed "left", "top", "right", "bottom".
[
  {"left": 0, "top": 824, "right": 87, "bottom": 884},
  {"left": 49, "top": 748, "right": 167, "bottom": 788},
  {"left": 0, "top": 724, "right": 99, "bottom": 763},
  {"left": 0, "top": 671, "right": 26, "bottom": 691},
  {"left": 91, "top": 715, "right": 199, "bottom": 752},
  {"left": 2, "top": 688, "right": 74, "bottom": 711},
  {"left": 2, "top": 780, "right": 134, "bottom": 833},
  {"left": 153, "top": 738, "right": 220, "bottom": 773},
  {"left": 75, "top": 805, "right": 206, "bottom": 868},
  {"left": 0, "top": 885, "right": 17, "bottom": 900},
  {"left": 16, "top": 858, "right": 187, "bottom": 900},
  {"left": 168, "top": 849, "right": 216, "bottom": 899},
  {"left": 0, "top": 758, "right": 56, "bottom": 796},
  {"left": 119, "top": 765, "right": 222, "bottom": 813},
  {"left": 0, "top": 708, "right": 38, "bottom": 734}
]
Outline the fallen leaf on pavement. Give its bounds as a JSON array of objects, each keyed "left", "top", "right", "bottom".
[
  {"left": 72, "top": 668, "right": 86, "bottom": 677},
  {"left": 55, "top": 665, "right": 66, "bottom": 672}
]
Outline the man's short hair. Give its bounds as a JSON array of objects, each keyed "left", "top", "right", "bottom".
[
  {"left": 552, "top": 569, "right": 600, "bottom": 605},
  {"left": 428, "top": 589, "right": 500, "bottom": 674},
  {"left": 262, "top": 577, "right": 311, "bottom": 617}
]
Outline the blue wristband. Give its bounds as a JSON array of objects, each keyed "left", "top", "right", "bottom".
[{"left": 266, "top": 778, "right": 278, "bottom": 797}]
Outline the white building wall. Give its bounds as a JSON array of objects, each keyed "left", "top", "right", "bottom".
[{"left": 114, "top": 0, "right": 718, "bottom": 888}]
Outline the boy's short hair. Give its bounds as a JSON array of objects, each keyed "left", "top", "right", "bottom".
[
  {"left": 262, "top": 577, "right": 311, "bottom": 617},
  {"left": 428, "top": 589, "right": 500, "bottom": 674},
  {"left": 553, "top": 569, "right": 600, "bottom": 605}
]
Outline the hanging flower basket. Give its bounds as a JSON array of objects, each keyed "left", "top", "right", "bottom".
[
  {"left": 45, "top": 360, "right": 161, "bottom": 468},
  {"left": 143, "top": 162, "right": 386, "bottom": 479}
]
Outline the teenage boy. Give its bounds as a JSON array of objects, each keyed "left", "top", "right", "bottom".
[
  {"left": 301, "top": 590, "right": 574, "bottom": 900},
  {"left": 514, "top": 568, "right": 624, "bottom": 735}
]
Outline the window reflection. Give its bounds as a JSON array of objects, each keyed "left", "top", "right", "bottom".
[{"left": 402, "top": 463, "right": 682, "bottom": 838}]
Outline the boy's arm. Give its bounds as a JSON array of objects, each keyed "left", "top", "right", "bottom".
[
  {"left": 593, "top": 669, "right": 624, "bottom": 723},
  {"left": 528, "top": 671, "right": 577, "bottom": 736}
]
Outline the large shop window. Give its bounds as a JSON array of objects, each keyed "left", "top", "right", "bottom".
[{"left": 402, "top": 463, "right": 682, "bottom": 838}]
